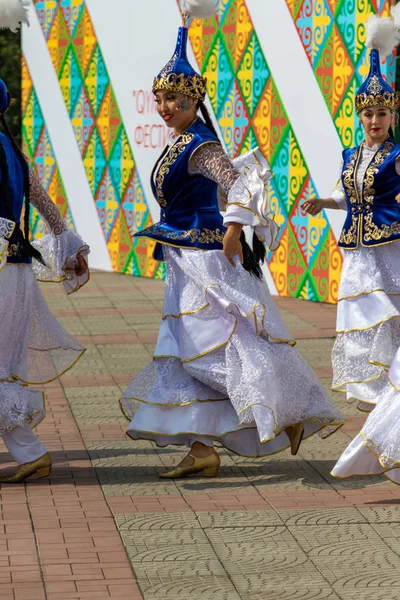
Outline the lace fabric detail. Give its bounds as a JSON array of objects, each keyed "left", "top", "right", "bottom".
[
  {"left": 333, "top": 233, "right": 400, "bottom": 404},
  {"left": 0, "top": 218, "right": 14, "bottom": 272},
  {"left": 0, "top": 218, "right": 15, "bottom": 239},
  {"left": 362, "top": 378, "right": 400, "bottom": 468},
  {"left": 332, "top": 319, "right": 400, "bottom": 395},
  {"left": 29, "top": 168, "right": 67, "bottom": 236},
  {"left": 0, "top": 265, "right": 84, "bottom": 434},
  {"left": 162, "top": 246, "right": 291, "bottom": 342},
  {"left": 121, "top": 357, "right": 227, "bottom": 413},
  {"left": 0, "top": 173, "right": 88, "bottom": 434},
  {"left": 189, "top": 142, "right": 240, "bottom": 196},
  {"left": 185, "top": 318, "right": 343, "bottom": 431},
  {"left": 122, "top": 246, "right": 344, "bottom": 443},
  {"left": 122, "top": 324, "right": 344, "bottom": 449},
  {"left": 0, "top": 385, "right": 44, "bottom": 435},
  {"left": 32, "top": 230, "right": 90, "bottom": 294},
  {"left": 28, "top": 168, "right": 90, "bottom": 292},
  {"left": 339, "top": 241, "right": 400, "bottom": 299},
  {"left": 191, "top": 144, "right": 279, "bottom": 249},
  {"left": 339, "top": 241, "right": 400, "bottom": 300}
]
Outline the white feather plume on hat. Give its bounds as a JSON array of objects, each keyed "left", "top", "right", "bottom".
[
  {"left": 0, "top": 0, "right": 29, "bottom": 32},
  {"left": 181, "top": 0, "right": 215, "bottom": 19},
  {"left": 365, "top": 14, "right": 400, "bottom": 59},
  {"left": 391, "top": 2, "right": 400, "bottom": 27}
]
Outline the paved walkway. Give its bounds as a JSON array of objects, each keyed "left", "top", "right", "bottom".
[{"left": 1, "top": 271, "right": 400, "bottom": 599}]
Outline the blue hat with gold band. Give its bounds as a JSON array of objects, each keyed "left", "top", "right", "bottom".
[
  {"left": 355, "top": 14, "right": 400, "bottom": 114},
  {"left": 152, "top": 26, "right": 207, "bottom": 101},
  {"left": 355, "top": 49, "right": 398, "bottom": 114},
  {"left": 152, "top": 0, "right": 215, "bottom": 101}
]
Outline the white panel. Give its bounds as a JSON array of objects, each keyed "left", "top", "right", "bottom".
[
  {"left": 246, "top": 0, "right": 346, "bottom": 242},
  {"left": 86, "top": 0, "right": 224, "bottom": 220},
  {"left": 86, "top": 0, "right": 182, "bottom": 221},
  {"left": 22, "top": 5, "right": 112, "bottom": 271}
]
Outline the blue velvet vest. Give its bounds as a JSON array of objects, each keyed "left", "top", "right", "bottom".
[
  {"left": 0, "top": 133, "right": 31, "bottom": 264},
  {"left": 339, "top": 139, "right": 400, "bottom": 249},
  {"left": 134, "top": 118, "right": 225, "bottom": 260}
]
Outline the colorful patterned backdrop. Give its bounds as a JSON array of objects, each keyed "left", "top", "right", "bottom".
[
  {"left": 22, "top": 54, "right": 75, "bottom": 239},
  {"left": 22, "top": 0, "right": 395, "bottom": 301},
  {"left": 288, "top": 0, "right": 396, "bottom": 148},
  {"left": 22, "top": 0, "right": 165, "bottom": 279},
  {"left": 184, "top": 0, "right": 395, "bottom": 302}
]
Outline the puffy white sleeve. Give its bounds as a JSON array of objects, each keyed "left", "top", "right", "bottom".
[
  {"left": 189, "top": 143, "right": 279, "bottom": 250},
  {"left": 332, "top": 160, "right": 347, "bottom": 210},
  {"left": 29, "top": 168, "right": 90, "bottom": 294}
]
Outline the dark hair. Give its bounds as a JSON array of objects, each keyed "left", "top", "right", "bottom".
[
  {"left": 197, "top": 101, "right": 266, "bottom": 280},
  {"left": 0, "top": 111, "right": 44, "bottom": 264},
  {"left": 389, "top": 125, "right": 395, "bottom": 139},
  {"left": 198, "top": 102, "right": 220, "bottom": 140}
]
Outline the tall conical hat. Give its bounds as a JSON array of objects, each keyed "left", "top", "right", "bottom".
[
  {"left": 152, "top": 0, "right": 215, "bottom": 101},
  {"left": 355, "top": 13, "right": 400, "bottom": 114}
]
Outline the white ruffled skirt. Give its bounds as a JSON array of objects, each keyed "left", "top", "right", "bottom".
[
  {"left": 332, "top": 241, "right": 400, "bottom": 412},
  {"left": 121, "top": 247, "right": 344, "bottom": 456},
  {"left": 331, "top": 241, "right": 400, "bottom": 483},
  {"left": 332, "top": 345, "right": 400, "bottom": 484},
  {"left": 0, "top": 263, "right": 85, "bottom": 435}
]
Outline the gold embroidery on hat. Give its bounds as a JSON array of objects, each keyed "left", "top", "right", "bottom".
[{"left": 152, "top": 72, "right": 207, "bottom": 100}]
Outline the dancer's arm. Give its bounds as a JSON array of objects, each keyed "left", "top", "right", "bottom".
[
  {"left": 190, "top": 143, "right": 244, "bottom": 266},
  {"left": 190, "top": 143, "right": 279, "bottom": 264},
  {"left": 302, "top": 158, "right": 347, "bottom": 215},
  {"left": 28, "top": 169, "right": 90, "bottom": 291},
  {"left": 302, "top": 197, "right": 342, "bottom": 215}
]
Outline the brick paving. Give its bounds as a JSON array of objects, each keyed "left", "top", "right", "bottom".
[{"left": 1, "top": 271, "right": 400, "bottom": 598}]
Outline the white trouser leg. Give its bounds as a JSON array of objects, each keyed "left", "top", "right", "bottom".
[{"left": 2, "top": 426, "right": 47, "bottom": 464}]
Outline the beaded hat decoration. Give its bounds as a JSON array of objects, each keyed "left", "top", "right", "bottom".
[
  {"left": 152, "top": 0, "right": 215, "bottom": 101},
  {"left": 152, "top": 27, "right": 207, "bottom": 100},
  {"left": 355, "top": 49, "right": 398, "bottom": 114},
  {"left": 355, "top": 12, "right": 400, "bottom": 114}
]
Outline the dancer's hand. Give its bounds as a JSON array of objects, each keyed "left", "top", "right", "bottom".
[
  {"left": 396, "top": 193, "right": 400, "bottom": 204},
  {"left": 73, "top": 254, "right": 87, "bottom": 276},
  {"left": 302, "top": 198, "right": 323, "bottom": 215},
  {"left": 223, "top": 224, "right": 243, "bottom": 268},
  {"left": 64, "top": 253, "right": 87, "bottom": 276},
  {"left": 64, "top": 254, "right": 88, "bottom": 277}
]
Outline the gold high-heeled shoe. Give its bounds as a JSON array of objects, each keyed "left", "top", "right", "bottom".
[
  {"left": 284, "top": 423, "right": 304, "bottom": 456},
  {"left": 0, "top": 452, "right": 52, "bottom": 484},
  {"left": 160, "top": 452, "right": 220, "bottom": 479}
]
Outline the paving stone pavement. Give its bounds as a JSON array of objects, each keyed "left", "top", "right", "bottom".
[{"left": 1, "top": 271, "right": 400, "bottom": 599}]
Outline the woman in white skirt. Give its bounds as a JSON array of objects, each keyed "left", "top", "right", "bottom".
[
  {"left": 303, "top": 13, "right": 400, "bottom": 482},
  {"left": 0, "top": 74, "right": 89, "bottom": 483},
  {"left": 332, "top": 348, "right": 400, "bottom": 484},
  {"left": 119, "top": 1, "right": 344, "bottom": 479}
]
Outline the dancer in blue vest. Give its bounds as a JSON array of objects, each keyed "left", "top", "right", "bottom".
[
  {"left": 120, "top": 0, "right": 344, "bottom": 479},
  {"left": 0, "top": 0, "right": 90, "bottom": 485},
  {"left": 0, "top": 77, "right": 90, "bottom": 483},
  {"left": 303, "top": 12, "right": 400, "bottom": 482}
]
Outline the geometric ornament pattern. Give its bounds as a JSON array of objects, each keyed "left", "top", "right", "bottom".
[
  {"left": 22, "top": 55, "right": 75, "bottom": 239},
  {"left": 185, "top": 0, "right": 350, "bottom": 302},
  {"left": 22, "top": 0, "right": 395, "bottom": 299},
  {"left": 23, "top": 0, "right": 165, "bottom": 279},
  {"left": 288, "top": 0, "right": 396, "bottom": 149}
]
